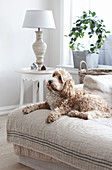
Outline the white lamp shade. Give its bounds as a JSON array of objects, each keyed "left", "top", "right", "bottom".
[{"left": 23, "top": 10, "right": 56, "bottom": 29}]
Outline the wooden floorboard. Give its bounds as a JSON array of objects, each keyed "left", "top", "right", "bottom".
[{"left": 0, "top": 115, "right": 33, "bottom": 170}]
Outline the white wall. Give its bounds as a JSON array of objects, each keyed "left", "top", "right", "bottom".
[
  {"left": 49, "top": 0, "right": 62, "bottom": 66},
  {"left": 0, "top": 0, "right": 51, "bottom": 114},
  {"left": 0, "top": 0, "right": 62, "bottom": 114}
]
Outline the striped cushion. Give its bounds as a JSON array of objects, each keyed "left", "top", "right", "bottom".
[{"left": 7, "top": 107, "right": 112, "bottom": 170}]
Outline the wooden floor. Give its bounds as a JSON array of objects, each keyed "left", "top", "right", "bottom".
[{"left": 0, "top": 115, "right": 33, "bottom": 170}]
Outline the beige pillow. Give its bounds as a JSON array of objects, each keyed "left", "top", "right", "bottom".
[{"left": 83, "top": 75, "right": 112, "bottom": 108}]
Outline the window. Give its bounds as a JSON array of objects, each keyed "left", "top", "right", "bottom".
[{"left": 61, "top": 0, "right": 112, "bottom": 66}]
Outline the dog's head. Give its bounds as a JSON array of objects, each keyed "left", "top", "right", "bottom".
[{"left": 46, "top": 68, "right": 75, "bottom": 98}]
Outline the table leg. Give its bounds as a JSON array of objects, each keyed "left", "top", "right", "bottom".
[
  {"left": 20, "top": 78, "right": 24, "bottom": 106},
  {"left": 33, "top": 81, "right": 38, "bottom": 103},
  {"left": 38, "top": 80, "right": 44, "bottom": 103}
]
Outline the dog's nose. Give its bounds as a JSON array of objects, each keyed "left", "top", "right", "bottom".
[{"left": 48, "top": 80, "right": 53, "bottom": 85}]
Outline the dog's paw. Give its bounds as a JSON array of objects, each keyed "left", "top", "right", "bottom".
[
  {"left": 68, "top": 110, "right": 88, "bottom": 120},
  {"left": 46, "top": 114, "right": 55, "bottom": 123},
  {"left": 68, "top": 110, "right": 80, "bottom": 117},
  {"left": 46, "top": 112, "right": 60, "bottom": 123},
  {"left": 22, "top": 106, "right": 32, "bottom": 114}
]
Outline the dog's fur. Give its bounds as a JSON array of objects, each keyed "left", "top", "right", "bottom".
[{"left": 22, "top": 68, "right": 111, "bottom": 123}]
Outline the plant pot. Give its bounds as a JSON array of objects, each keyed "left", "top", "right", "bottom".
[
  {"left": 86, "top": 53, "right": 99, "bottom": 68},
  {"left": 72, "top": 51, "right": 99, "bottom": 69}
]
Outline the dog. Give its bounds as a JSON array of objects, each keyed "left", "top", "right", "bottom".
[{"left": 22, "top": 68, "right": 111, "bottom": 123}]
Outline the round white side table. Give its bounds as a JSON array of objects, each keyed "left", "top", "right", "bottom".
[{"left": 16, "top": 67, "right": 54, "bottom": 106}]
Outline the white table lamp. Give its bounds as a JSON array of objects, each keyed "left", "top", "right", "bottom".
[{"left": 23, "top": 10, "right": 56, "bottom": 70}]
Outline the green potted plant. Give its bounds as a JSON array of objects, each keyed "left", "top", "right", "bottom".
[{"left": 67, "top": 10, "right": 110, "bottom": 68}]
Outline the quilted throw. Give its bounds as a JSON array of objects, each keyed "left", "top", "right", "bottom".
[{"left": 7, "top": 107, "right": 112, "bottom": 170}]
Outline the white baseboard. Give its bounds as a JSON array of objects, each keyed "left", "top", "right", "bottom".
[{"left": 0, "top": 105, "right": 19, "bottom": 115}]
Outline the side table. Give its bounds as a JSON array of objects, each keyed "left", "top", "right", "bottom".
[{"left": 16, "top": 67, "right": 54, "bottom": 106}]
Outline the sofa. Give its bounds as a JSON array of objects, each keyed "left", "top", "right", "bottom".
[{"left": 7, "top": 75, "right": 112, "bottom": 170}]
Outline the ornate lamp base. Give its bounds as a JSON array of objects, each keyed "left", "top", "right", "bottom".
[{"left": 32, "top": 30, "right": 47, "bottom": 71}]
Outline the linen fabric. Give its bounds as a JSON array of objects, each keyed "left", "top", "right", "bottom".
[{"left": 7, "top": 107, "right": 112, "bottom": 170}]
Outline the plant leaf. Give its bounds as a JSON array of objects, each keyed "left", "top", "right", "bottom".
[{"left": 92, "top": 12, "right": 96, "bottom": 17}]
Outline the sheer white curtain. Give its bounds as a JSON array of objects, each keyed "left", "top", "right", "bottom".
[
  {"left": 61, "top": 0, "right": 112, "bottom": 66},
  {"left": 60, "top": 0, "right": 73, "bottom": 65}
]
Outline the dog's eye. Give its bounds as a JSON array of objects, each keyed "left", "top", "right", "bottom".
[{"left": 53, "top": 73, "right": 55, "bottom": 77}]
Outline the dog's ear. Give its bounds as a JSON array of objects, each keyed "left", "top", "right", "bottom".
[{"left": 61, "top": 79, "right": 75, "bottom": 98}]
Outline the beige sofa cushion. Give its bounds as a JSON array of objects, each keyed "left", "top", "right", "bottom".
[
  {"left": 7, "top": 107, "right": 112, "bottom": 170},
  {"left": 83, "top": 75, "right": 112, "bottom": 108}
]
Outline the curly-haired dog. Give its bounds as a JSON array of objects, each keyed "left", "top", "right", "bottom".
[{"left": 22, "top": 68, "right": 111, "bottom": 123}]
